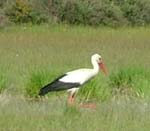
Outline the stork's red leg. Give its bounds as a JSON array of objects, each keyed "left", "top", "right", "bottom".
[
  {"left": 67, "top": 92, "right": 76, "bottom": 105},
  {"left": 67, "top": 94, "right": 72, "bottom": 105}
]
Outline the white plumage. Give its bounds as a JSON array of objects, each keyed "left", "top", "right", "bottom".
[{"left": 59, "top": 69, "right": 97, "bottom": 84}]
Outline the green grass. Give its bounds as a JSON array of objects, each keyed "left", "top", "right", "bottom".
[
  {"left": 25, "top": 68, "right": 56, "bottom": 98},
  {"left": 0, "top": 95, "right": 150, "bottom": 131},
  {"left": 109, "top": 67, "right": 150, "bottom": 98},
  {"left": 0, "top": 72, "right": 7, "bottom": 94},
  {"left": 0, "top": 25, "right": 150, "bottom": 130}
]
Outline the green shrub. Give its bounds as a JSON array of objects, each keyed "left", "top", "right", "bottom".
[
  {"left": 48, "top": 0, "right": 150, "bottom": 26},
  {"left": 58, "top": 0, "right": 86, "bottom": 24},
  {"left": 109, "top": 67, "right": 150, "bottom": 98},
  {"left": 85, "top": 0, "right": 125, "bottom": 26},
  {"left": 29, "top": 0, "right": 50, "bottom": 24},
  {"left": 78, "top": 76, "right": 111, "bottom": 102},
  {"left": 5, "top": 0, "right": 49, "bottom": 24},
  {"left": 3, "top": 0, "right": 150, "bottom": 26},
  {"left": 114, "top": 0, "right": 150, "bottom": 25},
  {"left": 57, "top": 0, "right": 125, "bottom": 26},
  {"left": 5, "top": 0, "right": 32, "bottom": 23},
  {"left": 26, "top": 70, "right": 48, "bottom": 98},
  {"left": 25, "top": 69, "right": 59, "bottom": 98}
]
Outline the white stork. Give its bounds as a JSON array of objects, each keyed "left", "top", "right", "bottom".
[{"left": 39, "top": 54, "right": 108, "bottom": 105}]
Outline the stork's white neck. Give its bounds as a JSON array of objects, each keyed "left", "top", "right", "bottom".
[{"left": 91, "top": 59, "right": 99, "bottom": 74}]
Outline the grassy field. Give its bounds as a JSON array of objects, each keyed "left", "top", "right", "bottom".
[{"left": 0, "top": 25, "right": 150, "bottom": 131}]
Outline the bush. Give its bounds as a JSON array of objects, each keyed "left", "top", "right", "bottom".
[
  {"left": 29, "top": 0, "right": 50, "bottom": 24},
  {"left": 5, "top": 0, "right": 32, "bottom": 23},
  {"left": 78, "top": 76, "right": 111, "bottom": 102},
  {"left": 114, "top": 0, "right": 150, "bottom": 25},
  {"left": 25, "top": 70, "right": 48, "bottom": 98},
  {"left": 57, "top": 0, "right": 125, "bottom": 26},
  {"left": 25, "top": 69, "right": 58, "bottom": 98},
  {"left": 109, "top": 67, "right": 150, "bottom": 98},
  {"left": 84, "top": 0, "right": 125, "bottom": 26},
  {"left": 2, "top": 0, "right": 150, "bottom": 26},
  {"left": 58, "top": 0, "right": 88, "bottom": 25},
  {"left": 5, "top": 0, "right": 49, "bottom": 24}
]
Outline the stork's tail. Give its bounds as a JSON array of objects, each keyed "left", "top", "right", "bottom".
[
  {"left": 39, "top": 83, "right": 53, "bottom": 96},
  {"left": 39, "top": 74, "right": 67, "bottom": 96},
  {"left": 38, "top": 80, "right": 67, "bottom": 96}
]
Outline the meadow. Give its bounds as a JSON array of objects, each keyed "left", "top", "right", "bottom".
[{"left": 0, "top": 25, "right": 150, "bottom": 131}]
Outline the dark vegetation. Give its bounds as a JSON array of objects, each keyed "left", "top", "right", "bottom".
[{"left": 1, "top": 0, "right": 150, "bottom": 27}]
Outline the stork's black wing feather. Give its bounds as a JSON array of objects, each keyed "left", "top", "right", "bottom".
[{"left": 38, "top": 74, "right": 80, "bottom": 96}]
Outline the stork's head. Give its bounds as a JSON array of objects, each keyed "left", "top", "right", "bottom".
[{"left": 91, "top": 54, "right": 108, "bottom": 75}]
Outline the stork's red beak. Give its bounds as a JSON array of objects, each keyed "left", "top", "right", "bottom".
[{"left": 99, "top": 62, "right": 108, "bottom": 76}]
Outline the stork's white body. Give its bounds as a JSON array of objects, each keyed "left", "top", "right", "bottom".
[
  {"left": 60, "top": 69, "right": 98, "bottom": 84},
  {"left": 61, "top": 68, "right": 99, "bottom": 95}
]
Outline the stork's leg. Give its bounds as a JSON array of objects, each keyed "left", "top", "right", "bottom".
[
  {"left": 67, "top": 92, "right": 75, "bottom": 105},
  {"left": 67, "top": 92, "right": 96, "bottom": 109},
  {"left": 67, "top": 88, "right": 78, "bottom": 106}
]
